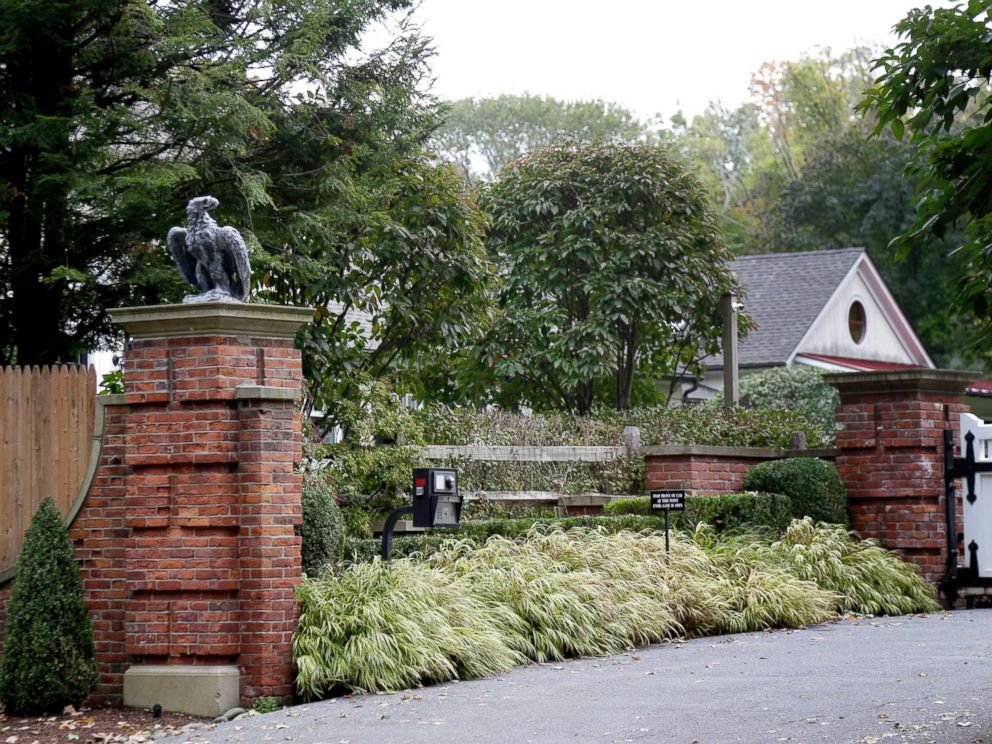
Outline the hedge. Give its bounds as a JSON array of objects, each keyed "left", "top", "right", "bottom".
[
  {"left": 338, "top": 493, "right": 792, "bottom": 566},
  {"left": 603, "top": 491, "right": 792, "bottom": 533},
  {"left": 742, "top": 458, "right": 847, "bottom": 525}
]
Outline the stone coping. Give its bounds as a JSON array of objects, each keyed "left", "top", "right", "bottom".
[
  {"left": 234, "top": 384, "right": 298, "bottom": 401},
  {"left": 110, "top": 302, "right": 313, "bottom": 340},
  {"left": 641, "top": 444, "right": 839, "bottom": 459},
  {"left": 824, "top": 369, "right": 980, "bottom": 397}
]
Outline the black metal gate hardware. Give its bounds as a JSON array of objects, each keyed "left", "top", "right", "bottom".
[{"left": 942, "top": 429, "right": 992, "bottom": 603}]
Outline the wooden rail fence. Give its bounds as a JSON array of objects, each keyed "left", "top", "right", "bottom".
[{"left": 1, "top": 365, "right": 97, "bottom": 579}]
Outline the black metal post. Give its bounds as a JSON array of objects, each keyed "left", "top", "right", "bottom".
[
  {"left": 381, "top": 505, "right": 414, "bottom": 561},
  {"left": 944, "top": 429, "right": 958, "bottom": 583},
  {"left": 664, "top": 510, "right": 670, "bottom": 558}
]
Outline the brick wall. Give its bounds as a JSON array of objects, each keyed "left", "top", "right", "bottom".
[
  {"left": 643, "top": 445, "right": 838, "bottom": 496},
  {"left": 0, "top": 303, "right": 311, "bottom": 706},
  {"left": 826, "top": 370, "right": 977, "bottom": 583}
]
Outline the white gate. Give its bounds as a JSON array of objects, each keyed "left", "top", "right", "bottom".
[{"left": 960, "top": 413, "right": 992, "bottom": 578}]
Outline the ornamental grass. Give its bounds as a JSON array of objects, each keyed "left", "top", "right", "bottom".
[{"left": 294, "top": 520, "right": 938, "bottom": 699}]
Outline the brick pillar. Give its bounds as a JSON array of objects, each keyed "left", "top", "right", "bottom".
[
  {"left": 825, "top": 370, "right": 977, "bottom": 583},
  {"left": 109, "top": 302, "right": 312, "bottom": 714}
]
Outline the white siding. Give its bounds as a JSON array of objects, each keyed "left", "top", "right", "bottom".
[{"left": 794, "top": 270, "right": 917, "bottom": 364}]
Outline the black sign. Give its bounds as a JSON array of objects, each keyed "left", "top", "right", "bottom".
[{"left": 650, "top": 489, "right": 685, "bottom": 512}]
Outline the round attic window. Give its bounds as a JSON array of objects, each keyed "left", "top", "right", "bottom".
[{"left": 848, "top": 300, "right": 866, "bottom": 344}]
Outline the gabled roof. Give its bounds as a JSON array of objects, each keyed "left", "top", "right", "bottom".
[{"left": 708, "top": 247, "right": 865, "bottom": 369}]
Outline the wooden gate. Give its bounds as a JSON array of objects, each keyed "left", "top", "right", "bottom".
[{"left": 0, "top": 365, "right": 97, "bottom": 579}]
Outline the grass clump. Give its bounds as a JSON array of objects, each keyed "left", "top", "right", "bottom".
[
  {"left": 294, "top": 557, "right": 525, "bottom": 698},
  {"left": 773, "top": 518, "right": 940, "bottom": 616},
  {"left": 295, "top": 520, "right": 936, "bottom": 698}
]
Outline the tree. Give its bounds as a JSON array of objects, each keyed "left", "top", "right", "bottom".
[
  {"left": 858, "top": 0, "right": 992, "bottom": 331},
  {"left": 475, "top": 140, "right": 741, "bottom": 414},
  {"left": 253, "top": 154, "right": 494, "bottom": 421},
  {"left": 761, "top": 125, "right": 978, "bottom": 369},
  {"left": 0, "top": 0, "right": 489, "bottom": 392},
  {"left": 431, "top": 94, "right": 652, "bottom": 183},
  {"left": 0, "top": 498, "right": 98, "bottom": 715},
  {"left": 666, "top": 45, "right": 984, "bottom": 370}
]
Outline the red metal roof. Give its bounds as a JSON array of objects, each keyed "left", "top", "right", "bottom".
[
  {"left": 798, "top": 354, "right": 926, "bottom": 372},
  {"left": 966, "top": 378, "right": 992, "bottom": 396}
]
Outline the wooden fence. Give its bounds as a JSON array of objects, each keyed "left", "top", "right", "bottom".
[{"left": 1, "top": 365, "right": 97, "bottom": 579}]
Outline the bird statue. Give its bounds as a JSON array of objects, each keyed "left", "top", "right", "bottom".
[{"left": 167, "top": 196, "right": 252, "bottom": 303}]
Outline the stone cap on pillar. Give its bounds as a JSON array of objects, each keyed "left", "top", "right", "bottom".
[
  {"left": 824, "top": 368, "right": 980, "bottom": 398},
  {"left": 110, "top": 302, "right": 314, "bottom": 341}
]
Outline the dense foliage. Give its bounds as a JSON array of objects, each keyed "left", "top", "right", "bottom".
[
  {"left": 474, "top": 140, "right": 743, "bottom": 413},
  {"left": 0, "top": 0, "right": 495, "bottom": 423},
  {"left": 296, "top": 471, "right": 345, "bottom": 577},
  {"left": 858, "top": 1, "right": 992, "bottom": 343},
  {"left": 310, "top": 395, "right": 826, "bottom": 517},
  {"left": 743, "top": 458, "right": 848, "bottom": 525},
  {"left": 737, "top": 366, "right": 839, "bottom": 440},
  {"left": 295, "top": 521, "right": 936, "bottom": 696},
  {"left": 0, "top": 499, "right": 98, "bottom": 714},
  {"left": 413, "top": 403, "right": 827, "bottom": 449}
]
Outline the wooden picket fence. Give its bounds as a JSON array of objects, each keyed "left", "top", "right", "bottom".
[{"left": 0, "top": 365, "right": 97, "bottom": 579}]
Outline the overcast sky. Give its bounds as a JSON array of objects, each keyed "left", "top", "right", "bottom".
[{"left": 411, "top": 0, "right": 947, "bottom": 120}]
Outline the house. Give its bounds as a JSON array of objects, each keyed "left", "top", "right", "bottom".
[{"left": 685, "top": 247, "right": 934, "bottom": 402}]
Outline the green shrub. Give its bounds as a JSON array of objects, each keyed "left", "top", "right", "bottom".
[
  {"left": 743, "top": 458, "right": 847, "bottom": 525},
  {"left": 296, "top": 471, "right": 345, "bottom": 576},
  {"left": 603, "top": 492, "right": 792, "bottom": 533},
  {"left": 295, "top": 522, "right": 934, "bottom": 697},
  {"left": 738, "top": 366, "right": 839, "bottom": 441},
  {"left": 340, "top": 506, "right": 374, "bottom": 539},
  {"left": 412, "top": 404, "right": 826, "bottom": 449},
  {"left": 636, "top": 406, "right": 826, "bottom": 448},
  {"left": 253, "top": 695, "right": 280, "bottom": 714},
  {"left": 320, "top": 444, "right": 422, "bottom": 514},
  {"left": 0, "top": 498, "right": 98, "bottom": 715}
]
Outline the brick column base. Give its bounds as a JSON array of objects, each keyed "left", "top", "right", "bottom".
[
  {"left": 826, "top": 370, "right": 977, "bottom": 583},
  {"left": 101, "top": 302, "right": 313, "bottom": 713}
]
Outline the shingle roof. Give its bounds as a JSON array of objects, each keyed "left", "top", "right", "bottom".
[{"left": 706, "top": 247, "right": 865, "bottom": 369}]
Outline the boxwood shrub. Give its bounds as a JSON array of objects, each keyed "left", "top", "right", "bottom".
[{"left": 742, "top": 458, "right": 847, "bottom": 525}]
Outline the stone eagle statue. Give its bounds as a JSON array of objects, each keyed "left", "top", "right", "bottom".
[{"left": 167, "top": 196, "right": 252, "bottom": 303}]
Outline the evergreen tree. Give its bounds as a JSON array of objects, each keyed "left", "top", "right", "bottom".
[
  {"left": 0, "top": 0, "right": 493, "bottom": 424},
  {"left": 0, "top": 498, "right": 98, "bottom": 715}
]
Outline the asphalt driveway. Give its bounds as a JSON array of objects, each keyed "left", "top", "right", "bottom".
[{"left": 182, "top": 610, "right": 992, "bottom": 744}]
